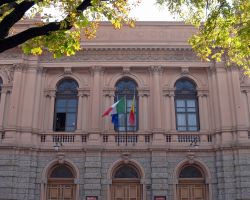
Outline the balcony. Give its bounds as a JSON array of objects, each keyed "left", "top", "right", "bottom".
[{"left": 37, "top": 132, "right": 214, "bottom": 150}]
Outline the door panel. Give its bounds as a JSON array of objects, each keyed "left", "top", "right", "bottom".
[
  {"left": 47, "top": 184, "right": 75, "bottom": 200},
  {"left": 112, "top": 182, "right": 141, "bottom": 200},
  {"left": 177, "top": 184, "right": 207, "bottom": 200}
]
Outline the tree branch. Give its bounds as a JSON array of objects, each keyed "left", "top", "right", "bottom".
[
  {"left": 0, "top": 0, "right": 92, "bottom": 53},
  {"left": 0, "top": 0, "right": 18, "bottom": 7},
  {"left": 0, "top": 0, "right": 35, "bottom": 39}
]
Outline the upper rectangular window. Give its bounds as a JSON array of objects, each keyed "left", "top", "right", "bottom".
[
  {"left": 175, "top": 78, "right": 199, "bottom": 132},
  {"left": 54, "top": 79, "right": 78, "bottom": 132}
]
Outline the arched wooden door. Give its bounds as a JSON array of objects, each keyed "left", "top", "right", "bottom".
[
  {"left": 111, "top": 164, "right": 142, "bottom": 200},
  {"left": 177, "top": 165, "right": 208, "bottom": 200},
  {"left": 47, "top": 164, "right": 76, "bottom": 200}
]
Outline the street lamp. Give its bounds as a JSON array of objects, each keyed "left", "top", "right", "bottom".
[
  {"left": 53, "top": 139, "right": 63, "bottom": 151},
  {"left": 190, "top": 136, "right": 199, "bottom": 149}
]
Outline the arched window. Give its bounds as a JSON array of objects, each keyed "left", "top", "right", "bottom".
[
  {"left": 177, "top": 165, "right": 208, "bottom": 200},
  {"left": 115, "top": 78, "right": 138, "bottom": 131},
  {"left": 114, "top": 165, "right": 140, "bottom": 179},
  {"left": 54, "top": 79, "right": 78, "bottom": 132},
  {"left": 179, "top": 165, "right": 203, "bottom": 178},
  {"left": 175, "top": 78, "right": 199, "bottom": 131}
]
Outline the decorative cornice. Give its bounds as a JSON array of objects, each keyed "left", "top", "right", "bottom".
[{"left": 40, "top": 48, "right": 198, "bottom": 63}]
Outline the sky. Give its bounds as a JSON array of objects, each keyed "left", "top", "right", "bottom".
[{"left": 129, "top": 1, "right": 178, "bottom": 21}]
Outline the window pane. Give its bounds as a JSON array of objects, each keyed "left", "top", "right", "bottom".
[
  {"left": 176, "top": 100, "right": 185, "bottom": 107},
  {"left": 188, "top": 114, "right": 197, "bottom": 126},
  {"left": 66, "top": 113, "right": 76, "bottom": 127},
  {"left": 179, "top": 166, "right": 202, "bottom": 178},
  {"left": 177, "top": 114, "right": 186, "bottom": 126},
  {"left": 187, "top": 100, "right": 195, "bottom": 107},
  {"left": 55, "top": 113, "right": 66, "bottom": 131},
  {"left": 50, "top": 165, "right": 74, "bottom": 178},
  {"left": 188, "top": 127, "right": 198, "bottom": 131},
  {"left": 114, "top": 165, "right": 139, "bottom": 178},
  {"left": 177, "top": 127, "right": 187, "bottom": 131},
  {"left": 177, "top": 108, "right": 185, "bottom": 112},
  {"left": 67, "top": 99, "right": 77, "bottom": 107},
  {"left": 187, "top": 108, "right": 196, "bottom": 112}
]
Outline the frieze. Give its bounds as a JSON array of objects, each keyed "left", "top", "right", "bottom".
[{"left": 40, "top": 48, "right": 198, "bottom": 63}]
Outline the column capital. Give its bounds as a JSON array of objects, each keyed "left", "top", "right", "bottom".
[
  {"left": 44, "top": 89, "right": 56, "bottom": 97},
  {"left": 91, "top": 66, "right": 104, "bottom": 74},
  {"left": 149, "top": 66, "right": 163, "bottom": 74},
  {"left": 103, "top": 87, "right": 115, "bottom": 97},
  {"left": 78, "top": 88, "right": 90, "bottom": 97},
  {"left": 197, "top": 89, "right": 209, "bottom": 97},
  {"left": 162, "top": 87, "right": 175, "bottom": 97},
  {"left": 1, "top": 84, "right": 12, "bottom": 93},
  {"left": 138, "top": 87, "right": 150, "bottom": 97}
]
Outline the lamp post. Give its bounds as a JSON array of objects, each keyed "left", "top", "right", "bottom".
[
  {"left": 190, "top": 136, "right": 199, "bottom": 149},
  {"left": 53, "top": 137, "right": 63, "bottom": 151}
]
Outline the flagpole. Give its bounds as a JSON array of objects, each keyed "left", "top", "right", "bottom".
[
  {"left": 133, "top": 88, "right": 136, "bottom": 146},
  {"left": 125, "top": 94, "right": 128, "bottom": 146},
  {"left": 117, "top": 95, "right": 120, "bottom": 146}
]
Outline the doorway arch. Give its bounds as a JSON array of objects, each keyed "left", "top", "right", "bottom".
[
  {"left": 46, "top": 164, "right": 76, "bottom": 200},
  {"left": 176, "top": 164, "right": 209, "bottom": 200},
  {"left": 111, "top": 163, "right": 142, "bottom": 200}
]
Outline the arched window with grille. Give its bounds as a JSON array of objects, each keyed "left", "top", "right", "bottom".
[
  {"left": 175, "top": 78, "right": 199, "bottom": 131},
  {"left": 115, "top": 78, "right": 138, "bottom": 132},
  {"left": 47, "top": 164, "right": 76, "bottom": 200},
  {"left": 54, "top": 79, "right": 78, "bottom": 132}
]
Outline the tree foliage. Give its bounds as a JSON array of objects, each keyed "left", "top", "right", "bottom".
[
  {"left": 157, "top": 0, "right": 250, "bottom": 74},
  {"left": 0, "top": 0, "right": 249, "bottom": 74},
  {"left": 0, "top": 0, "right": 136, "bottom": 57}
]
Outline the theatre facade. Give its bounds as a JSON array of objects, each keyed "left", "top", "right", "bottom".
[{"left": 0, "top": 21, "right": 250, "bottom": 200}]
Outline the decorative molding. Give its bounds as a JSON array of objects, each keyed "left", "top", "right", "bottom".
[
  {"left": 103, "top": 87, "right": 115, "bottom": 97},
  {"left": 40, "top": 49, "right": 198, "bottom": 63}
]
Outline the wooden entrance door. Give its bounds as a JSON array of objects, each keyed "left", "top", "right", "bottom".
[
  {"left": 177, "top": 183, "right": 207, "bottom": 200},
  {"left": 47, "top": 183, "right": 75, "bottom": 200},
  {"left": 111, "top": 182, "right": 141, "bottom": 200}
]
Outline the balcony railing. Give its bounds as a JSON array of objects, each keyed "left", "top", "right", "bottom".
[{"left": 37, "top": 132, "right": 213, "bottom": 149}]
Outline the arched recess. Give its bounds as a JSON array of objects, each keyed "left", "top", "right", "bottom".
[
  {"left": 169, "top": 74, "right": 203, "bottom": 90},
  {"left": 48, "top": 73, "right": 83, "bottom": 89},
  {"left": 109, "top": 73, "right": 143, "bottom": 88},
  {"left": 107, "top": 159, "right": 146, "bottom": 200},
  {"left": 40, "top": 159, "right": 80, "bottom": 200},
  {"left": 173, "top": 159, "right": 212, "bottom": 200}
]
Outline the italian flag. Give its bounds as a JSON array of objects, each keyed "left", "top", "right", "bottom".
[
  {"left": 129, "top": 96, "right": 135, "bottom": 125},
  {"left": 102, "top": 97, "right": 125, "bottom": 117}
]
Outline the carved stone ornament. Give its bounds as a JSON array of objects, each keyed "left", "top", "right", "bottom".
[
  {"left": 64, "top": 67, "right": 72, "bottom": 75},
  {"left": 186, "top": 152, "right": 195, "bottom": 164},
  {"left": 122, "top": 67, "right": 131, "bottom": 75},
  {"left": 0, "top": 65, "right": 15, "bottom": 84},
  {"left": 121, "top": 152, "right": 130, "bottom": 164},
  {"left": 149, "top": 66, "right": 163, "bottom": 74},
  {"left": 181, "top": 67, "right": 189, "bottom": 75},
  {"left": 57, "top": 152, "right": 65, "bottom": 164}
]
